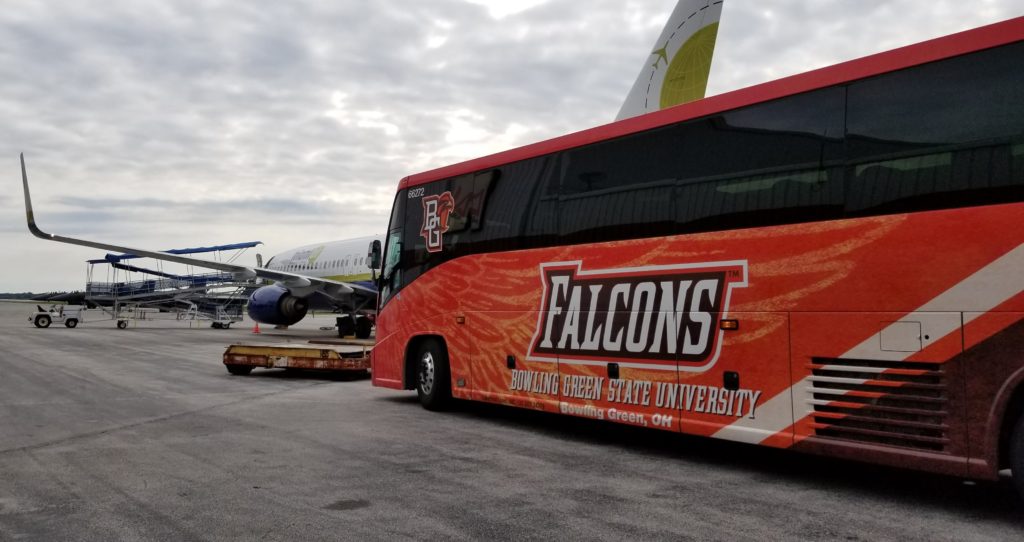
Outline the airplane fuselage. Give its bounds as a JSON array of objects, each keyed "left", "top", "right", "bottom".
[{"left": 264, "top": 234, "right": 382, "bottom": 290}]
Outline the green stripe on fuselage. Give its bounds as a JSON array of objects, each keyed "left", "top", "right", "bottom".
[{"left": 323, "top": 272, "right": 373, "bottom": 282}]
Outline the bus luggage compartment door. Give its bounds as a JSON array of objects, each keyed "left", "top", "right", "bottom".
[{"left": 694, "top": 312, "right": 792, "bottom": 447}]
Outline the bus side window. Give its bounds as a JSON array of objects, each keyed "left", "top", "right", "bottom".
[
  {"left": 470, "top": 170, "right": 497, "bottom": 231},
  {"left": 673, "top": 86, "right": 845, "bottom": 233},
  {"left": 470, "top": 156, "right": 557, "bottom": 252},
  {"left": 845, "top": 41, "right": 1024, "bottom": 214},
  {"left": 557, "top": 126, "right": 678, "bottom": 244}
]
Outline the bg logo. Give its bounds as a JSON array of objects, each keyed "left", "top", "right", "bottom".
[
  {"left": 527, "top": 260, "right": 748, "bottom": 371},
  {"left": 420, "top": 191, "right": 455, "bottom": 253}
]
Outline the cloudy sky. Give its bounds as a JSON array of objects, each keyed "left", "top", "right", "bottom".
[{"left": 1, "top": 0, "right": 1020, "bottom": 292}]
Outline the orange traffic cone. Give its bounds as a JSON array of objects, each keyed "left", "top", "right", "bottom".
[{"left": 252, "top": 322, "right": 261, "bottom": 334}]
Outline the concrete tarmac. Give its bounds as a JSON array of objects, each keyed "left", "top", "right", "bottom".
[{"left": 0, "top": 301, "right": 1022, "bottom": 541}]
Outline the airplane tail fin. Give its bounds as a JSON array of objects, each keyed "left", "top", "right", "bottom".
[{"left": 616, "top": 0, "right": 724, "bottom": 121}]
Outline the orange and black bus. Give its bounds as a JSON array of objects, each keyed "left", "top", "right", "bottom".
[{"left": 371, "top": 17, "right": 1024, "bottom": 496}]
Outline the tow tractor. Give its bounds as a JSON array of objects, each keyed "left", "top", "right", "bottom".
[{"left": 29, "top": 304, "right": 84, "bottom": 328}]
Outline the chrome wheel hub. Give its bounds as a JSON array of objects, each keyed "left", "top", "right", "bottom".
[{"left": 419, "top": 352, "right": 435, "bottom": 395}]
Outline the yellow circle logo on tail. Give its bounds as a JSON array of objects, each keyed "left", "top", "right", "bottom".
[{"left": 660, "top": 22, "right": 719, "bottom": 109}]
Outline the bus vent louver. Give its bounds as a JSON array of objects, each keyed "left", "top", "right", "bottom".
[{"left": 807, "top": 357, "right": 949, "bottom": 452}]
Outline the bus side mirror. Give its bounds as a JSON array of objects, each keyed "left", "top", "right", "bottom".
[{"left": 368, "top": 240, "right": 382, "bottom": 269}]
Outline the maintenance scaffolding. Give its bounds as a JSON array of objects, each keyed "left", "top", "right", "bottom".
[{"left": 83, "top": 241, "right": 262, "bottom": 329}]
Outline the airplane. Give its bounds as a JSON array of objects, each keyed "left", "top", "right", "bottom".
[
  {"left": 257, "top": 235, "right": 383, "bottom": 337},
  {"left": 651, "top": 46, "right": 669, "bottom": 69},
  {"left": 617, "top": 0, "right": 724, "bottom": 120},
  {"left": 18, "top": 1, "right": 721, "bottom": 337},
  {"left": 20, "top": 154, "right": 383, "bottom": 338}
]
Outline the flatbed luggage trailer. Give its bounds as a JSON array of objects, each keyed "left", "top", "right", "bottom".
[{"left": 222, "top": 343, "right": 372, "bottom": 375}]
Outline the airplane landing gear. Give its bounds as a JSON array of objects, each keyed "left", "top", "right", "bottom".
[
  {"left": 337, "top": 316, "right": 355, "bottom": 338},
  {"left": 355, "top": 317, "right": 372, "bottom": 340},
  {"left": 337, "top": 316, "right": 372, "bottom": 339}
]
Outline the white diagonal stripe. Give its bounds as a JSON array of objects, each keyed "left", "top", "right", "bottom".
[{"left": 713, "top": 243, "right": 1024, "bottom": 444}]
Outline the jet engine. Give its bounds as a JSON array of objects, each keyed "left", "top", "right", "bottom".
[{"left": 246, "top": 285, "right": 309, "bottom": 326}]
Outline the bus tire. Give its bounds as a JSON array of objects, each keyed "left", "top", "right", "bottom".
[
  {"left": 355, "top": 318, "right": 372, "bottom": 340},
  {"left": 226, "top": 364, "right": 253, "bottom": 376},
  {"left": 1011, "top": 412, "right": 1024, "bottom": 501},
  {"left": 117, "top": 320, "right": 128, "bottom": 329},
  {"left": 415, "top": 338, "right": 451, "bottom": 411},
  {"left": 65, "top": 319, "right": 78, "bottom": 328},
  {"left": 34, "top": 315, "right": 51, "bottom": 328}
]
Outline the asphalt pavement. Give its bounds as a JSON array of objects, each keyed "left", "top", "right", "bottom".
[{"left": 1, "top": 301, "right": 1022, "bottom": 541}]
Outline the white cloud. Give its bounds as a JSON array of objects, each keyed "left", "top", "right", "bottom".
[{"left": 463, "top": 0, "right": 548, "bottom": 19}]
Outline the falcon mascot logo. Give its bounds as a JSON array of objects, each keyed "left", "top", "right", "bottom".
[{"left": 420, "top": 191, "right": 456, "bottom": 253}]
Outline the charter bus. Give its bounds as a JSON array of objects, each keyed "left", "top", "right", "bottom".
[{"left": 371, "top": 17, "right": 1024, "bottom": 496}]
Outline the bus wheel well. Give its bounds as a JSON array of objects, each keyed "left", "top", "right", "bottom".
[
  {"left": 998, "top": 385, "right": 1024, "bottom": 470},
  {"left": 404, "top": 335, "right": 447, "bottom": 390}
]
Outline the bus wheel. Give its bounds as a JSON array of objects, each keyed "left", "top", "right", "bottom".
[
  {"left": 64, "top": 318, "right": 78, "bottom": 328},
  {"left": 415, "top": 339, "right": 451, "bottom": 411},
  {"left": 34, "top": 315, "right": 51, "bottom": 328},
  {"left": 1011, "top": 413, "right": 1024, "bottom": 501},
  {"left": 225, "top": 364, "right": 253, "bottom": 376},
  {"left": 117, "top": 320, "right": 128, "bottom": 329}
]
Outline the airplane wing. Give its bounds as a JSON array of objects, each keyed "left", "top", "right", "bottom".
[{"left": 19, "top": 154, "right": 370, "bottom": 297}]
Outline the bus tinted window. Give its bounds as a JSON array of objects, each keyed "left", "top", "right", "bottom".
[
  {"left": 476, "top": 156, "right": 556, "bottom": 252},
  {"left": 556, "top": 87, "right": 846, "bottom": 242},
  {"left": 678, "top": 87, "right": 844, "bottom": 181},
  {"left": 675, "top": 87, "right": 845, "bottom": 232},
  {"left": 846, "top": 42, "right": 1024, "bottom": 213},
  {"left": 558, "top": 126, "right": 678, "bottom": 243}
]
